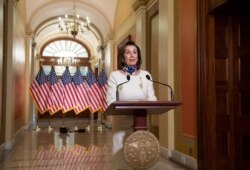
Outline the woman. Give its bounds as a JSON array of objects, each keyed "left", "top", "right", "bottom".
[{"left": 106, "top": 40, "right": 157, "bottom": 169}]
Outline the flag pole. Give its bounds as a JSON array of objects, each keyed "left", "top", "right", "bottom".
[
  {"left": 60, "top": 65, "right": 69, "bottom": 133},
  {"left": 48, "top": 114, "right": 53, "bottom": 133},
  {"left": 34, "top": 112, "right": 41, "bottom": 132},
  {"left": 97, "top": 60, "right": 103, "bottom": 132},
  {"left": 60, "top": 111, "right": 68, "bottom": 133},
  {"left": 85, "top": 67, "right": 92, "bottom": 132},
  {"left": 47, "top": 61, "right": 55, "bottom": 133},
  {"left": 74, "top": 113, "right": 78, "bottom": 131},
  {"left": 97, "top": 110, "right": 103, "bottom": 132},
  {"left": 86, "top": 112, "right": 91, "bottom": 132},
  {"left": 34, "top": 60, "right": 44, "bottom": 133},
  {"left": 74, "top": 64, "right": 79, "bottom": 132}
]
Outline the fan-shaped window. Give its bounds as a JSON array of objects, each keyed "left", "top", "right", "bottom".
[
  {"left": 42, "top": 40, "right": 88, "bottom": 58},
  {"left": 41, "top": 39, "right": 90, "bottom": 76}
]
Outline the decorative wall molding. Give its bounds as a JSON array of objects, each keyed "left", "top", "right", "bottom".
[{"left": 8, "top": 0, "right": 18, "bottom": 8}]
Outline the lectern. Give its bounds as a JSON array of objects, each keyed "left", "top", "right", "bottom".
[
  {"left": 104, "top": 100, "right": 181, "bottom": 131},
  {"left": 104, "top": 100, "right": 181, "bottom": 169}
]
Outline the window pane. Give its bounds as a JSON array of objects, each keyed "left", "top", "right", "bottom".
[
  {"left": 42, "top": 65, "right": 88, "bottom": 76},
  {"left": 80, "top": 66, "right": 88, "bottom": 76},
  {"left": 55, "top": 66, "right": 66, "bottom": 76},
  {"left": 42, "top": 39, "right": 88, "bottom": 58},
  {"left": 42, "top": 65, "right": 51, "bottom": 75}
]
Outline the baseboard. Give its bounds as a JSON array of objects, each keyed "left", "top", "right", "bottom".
[
  {"left": 0, "top": 142, "right": 5, "bottom": 151},
  {"left": 160, "top": 147, "right": 197, "bottom": 170},
  {"left": 2, "top": 123, "right": 30, "bottom": 150},
  {"left": 160, "top": 146, "right": 169, "bottom": 159}
]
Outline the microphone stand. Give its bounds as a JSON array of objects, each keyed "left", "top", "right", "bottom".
[
  {"left": 152, "top": 80, "right": 174, "bottom": 100},
  {"left": 146, "top": 75, "right": 174, "bottom": 101},
  {"left": 116, "top": 75, "right": 130, "bottom": 101}
]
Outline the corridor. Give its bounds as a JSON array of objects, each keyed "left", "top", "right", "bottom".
[{"left": 0, "top": 118, "right": 188, "bottom": 170}]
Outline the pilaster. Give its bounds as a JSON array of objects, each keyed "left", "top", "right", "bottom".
[{"left": 133, "top": 0, "right": 148, "bottom": 69}]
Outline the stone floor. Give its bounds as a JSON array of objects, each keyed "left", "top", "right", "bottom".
[{"left": 0, "top": 118, "right": 189, "bottom": 170}]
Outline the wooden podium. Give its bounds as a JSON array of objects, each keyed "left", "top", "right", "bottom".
[
  {"left": 105, "top": 101, "right": 181, "bottom": 169},
  {"left": 104, "top": 100, "right": 181, "bottom": 131}
]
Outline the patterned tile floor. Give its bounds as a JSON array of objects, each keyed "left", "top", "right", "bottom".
[{"left": 0, "top": 118, "right": 188, "bottom": 170}]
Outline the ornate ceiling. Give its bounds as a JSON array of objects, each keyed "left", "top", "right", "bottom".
[{"left": 23, "top": 0, "right": 118, "bottom": 56}]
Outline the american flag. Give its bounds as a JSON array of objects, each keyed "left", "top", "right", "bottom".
[
  {"left": 97, "top": 69, "right": 108, "bottom": 111},
  {"left": 85, "top": 69, "right": 102, "bottom": 113},
  {"left": 47, "top": 66, "right": 63, "bottom": 114},
  {"left": 61, "top": 66, "right": 77, "bottom": 113},
  {"left": 29, "top": 67, "right": 51, "bottom": 114},
  {"left": 72, "top": 67, "right": 90, "bottom": 114}
]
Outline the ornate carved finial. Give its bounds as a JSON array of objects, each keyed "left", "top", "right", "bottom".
[{"left": 132, "top": 0, "right": 149, "bottom": 11}]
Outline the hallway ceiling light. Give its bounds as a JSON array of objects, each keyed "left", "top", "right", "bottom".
[{"left": 58, "top": 0, "right": 90, "bottom": 38}]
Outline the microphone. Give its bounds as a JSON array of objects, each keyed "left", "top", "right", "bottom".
[
  {"left": 146, "top": 74, "right": 174, "bottom": 101},
  {"left": 116, "top": 75, "right": 130, "bottom": 101}
]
